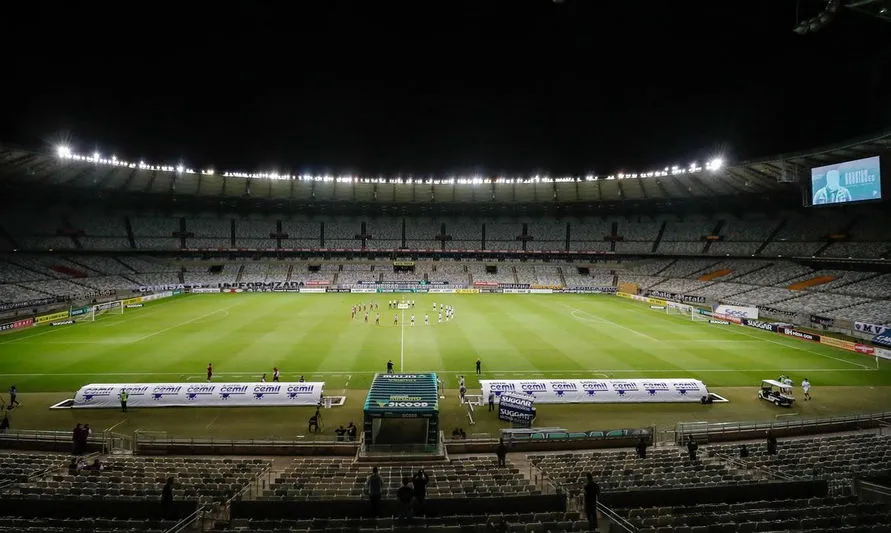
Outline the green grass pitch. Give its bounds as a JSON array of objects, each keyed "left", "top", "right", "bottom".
[{"left": 1, "top": 293, "right": 889, "bottom": 438}]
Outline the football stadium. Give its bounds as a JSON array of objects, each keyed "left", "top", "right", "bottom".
[{"left": 3, "top": 2, "right": 891, "bottom": 532}]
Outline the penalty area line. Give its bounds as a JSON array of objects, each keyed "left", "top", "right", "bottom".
[{"left": 561, "top": 303, "right": 659, "bottom": 341}]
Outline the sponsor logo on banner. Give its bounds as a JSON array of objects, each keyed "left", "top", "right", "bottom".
[
  {"left": 0, "top": 318, "right": 34, "bottom": 332},
  {"left": 350, "top": 287, "right": 378, "bottom": 294},
  {"left": 0, "top": 297, "right": 60, "bottom": 312},
  {"left": 715, "top": 304, "right": 759, "bottom": 320},
  {"left": 122, "top": 297, "right": 143, "bottom": 306},
  {"left": 580, "top": 381, "right": 609, "bottom": 397},
  {"left": 709, "top": 320, "right": 730, "bottom": 325},
  {"left": 529, "top": 288, "right": 553, "bottom": 294},
  {"left": 141, "top": 291, "right": 174, "bottom": 302},
  {"left": 872, "top": 334, "right": 891, "bottom": 348},
  {"left": 35, "top": 310, "right": 71, "bottom": 324},
  {"left": 125, "top": 304, "right": 143, "bottom": 309},
  {"left": 875, "top": 347, "right": 891, "bottom": 361},
  {"left": 473, "top": 281, "right": 499, "bottom": 288},
  {"left": 191, "top": 288, "right": 221, "bottom": 294},
  {"left": 426, "top": 288, "right": 455, "bottom": 294},
  {"left": 50, "top": 320, "right": 75, "bottom": 326},
  {"left": 481, "top": 378, "right": 706, "bottom": 404},
  {"left": 74, "top": 382, "right": 324, "bottom": 408},
  {"left": 759, "top": 306, "right": 797, "bottom": 319},
  {"left": 647, "top": 290, "right": 706, "bottom": 304},
  {"left": 650, "top": 305, "right": 665, "bottom": 310},
  {"left": 499, "top": 284, "right": 531, "bottom": 290},
  {"left": 742, "top": 319, "right": 777, "bottom": 332},
  {"left": 94, "top": 301, "right": 120, "bottom": 312},
  {"left": 326, "top": 288, "right": 351, "bottom": 293},
  {"left": 503, "top": 289, "right": 530, "bottom": 294},
  {"left": 856, "top": 344, "right": 876, "bottom": 354},
  {"left": 779, "top": 327, "right": 820, "bottom": 342},
  {"left": 820, "top": 336, "right": 856, "bottom": 351},
  {"left": 299, "top": 288, "right": 326, "bottom": 294},
  {"left": 810, "top": 314, "right": 834, "bottom": 327},
  {"left": 560, "top": 287, "right": 615, "bottom": 294},
  {"left": 455, "top": 289, "right": 480, "bottom": 294},
  {"left": 70, "top": 306, "right": 91, "bottom": 317},
  {"left": 856, "top": 322, "right": 889, "bottom": 336}
]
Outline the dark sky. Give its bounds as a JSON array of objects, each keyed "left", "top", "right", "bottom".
[{"left": 2, "top": 0, "right": 890, "bottom": 176}]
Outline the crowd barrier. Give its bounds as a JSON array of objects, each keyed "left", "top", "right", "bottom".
[{"left": 676, "top": 410, "right": 891, "bottom": 444}]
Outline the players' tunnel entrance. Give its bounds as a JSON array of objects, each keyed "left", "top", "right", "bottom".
[{"left": 363, "top": 373, "right": 440, "bottom": 453}]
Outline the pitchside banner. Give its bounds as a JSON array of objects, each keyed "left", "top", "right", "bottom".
[
  {"left": 72, "top": 382, "right": 325, "bottom": 409},
  {"left": 35, "top": 310, "right": 71, "bottom": 324},
  {"left": 480, "top": 378, "right": 707, "bottom": 404},
  {"left": 498, "top": 392, "right": 535, "bottom": 427},
  {"left": 714, "top": 304, "right": 759, "bottom": 320},
  {"left": 856, "top": 322, "right": 889, "bottom": 336}
]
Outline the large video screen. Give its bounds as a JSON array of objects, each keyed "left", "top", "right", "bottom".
[{"left": 809, "top": 156, "right": 882, "bottom": 206}]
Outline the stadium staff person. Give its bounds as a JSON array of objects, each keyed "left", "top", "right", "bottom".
[
  {"left": 119, "top": 389, "right": 129, "bottom": 412},
  {"left": 8, "top": 385, "right": 21, "bottom": 409}
]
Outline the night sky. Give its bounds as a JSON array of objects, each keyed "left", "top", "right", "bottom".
[{"left": 3, "top": 1, "right": 890, "bottom": 176}]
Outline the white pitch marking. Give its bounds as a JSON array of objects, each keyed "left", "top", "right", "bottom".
[
  {"left": 127, "top": 306, "right": 235, "bottom": 343},
  {"left": 400, "top": 309, "right": 405, "bottom": 372},
  {"left": 720, "top": 322, "right": 871, "bottom": 369},
  {"left": 0, "top": 367, "right": 877, "bottom": 379},
  {"left": 561, "top": 303, "right": 659, "bottom": 341},
  {"left": 104, "top": 420, "right": 127, "bottom": 432},
  {"left": 206, "top": 414, "right": 220, "bottom": 430}
]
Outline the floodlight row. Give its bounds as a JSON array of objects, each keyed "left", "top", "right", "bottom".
[{"left": 55, "top": 145, "right": 723, "bottom": 184}]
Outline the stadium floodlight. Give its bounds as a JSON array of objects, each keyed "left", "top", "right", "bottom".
[
  {"left": 175, "top": 165, "right": 184, "bottom": 173},
  {"left": 92, "top": 151, "right": 100, "bottom": 161},
  {"left": 56, "top": 145, "right": 71, "bottom": 158},
  {"left": 707, "top": 157, "right": 724, "bottom": 171}
]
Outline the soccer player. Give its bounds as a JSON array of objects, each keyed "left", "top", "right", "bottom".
[
  {"left": 375, "top": 313, "right": 381, "bottom": 325},
  {"left": 364, "top": 312, "right": 369, "bottom": 323},
  {"left": 438, "top": 312, "right": 442, "bottom": 323},
  {"left": 394, "top": 314, "right": 398, "bottom": 325},
  {"left": 207, "top": 363, "right": 213, "bottom": 382},
  {"left": 387, "top": 360, "right": 394, "bottom": 373},
  {"left": 424, "top": 314, "right": 429, "bottom": 326},
  {"left": 411, "top": 314, "right": 415, "bottom": 326},
  {"left": 260, "top": 373, "right": 267, "bottom": 383},
  {"left": 432, "top": 302, "right": 436, "bottom": 311},
  {"left": 273, "top": 368, "right": 281, "bottom": 382},
  {"left": 802, "top": 378, "right": 811, "bottom": 400},
  {"left": 351, "top": 306, "right": 355, "bottom": 319},
  {"left": 8, "top": 385, "right": 20, "bottom": 409}
]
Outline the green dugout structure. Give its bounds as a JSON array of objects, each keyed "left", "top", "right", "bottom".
[{"left": 363, "top": 373, "right": 440, "bottom": 452}]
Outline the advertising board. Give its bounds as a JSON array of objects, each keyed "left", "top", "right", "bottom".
[
  {"left": 480, "top": 378, "right": 707, "bottom": 404},
  {"left": 72, "top": 382, "right": 325, "bottom": 408}
]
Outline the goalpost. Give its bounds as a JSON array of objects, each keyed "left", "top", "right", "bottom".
[{"left": 74, "top": 300, "right": 124, "bottom": 322}]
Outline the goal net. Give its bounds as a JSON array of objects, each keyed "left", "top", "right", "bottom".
[
  {"left": 691, "top": 310, "right": 710, "bottom": 322},
  {"left": 76, "top": 301, "right": 124, "bottom": 322}
]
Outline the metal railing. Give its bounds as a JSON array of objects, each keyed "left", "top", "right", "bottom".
[
  {"left": 164, "top": 504, "right": 209, "bottom": 533},
  {"left": 854, "top": 480, "right": 891, "bottom": 504},
  {"left": 676, "top": 410, "right": 891, "bottom": 443},
  {"left": 597, "top": 501, "right": 638, "bottom": 533}
]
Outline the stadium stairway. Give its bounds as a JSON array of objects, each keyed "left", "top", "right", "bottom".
[{"left": 753, "top": 219, "right": 786, "bottom": 256}]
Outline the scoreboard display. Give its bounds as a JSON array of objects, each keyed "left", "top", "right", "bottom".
[{"left": 806, "top": 155, "right": 883, "bottom": 207}]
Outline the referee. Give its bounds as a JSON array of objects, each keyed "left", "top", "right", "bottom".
[{"left": 120, "top": 390, "right": 129, "bottom": 412}]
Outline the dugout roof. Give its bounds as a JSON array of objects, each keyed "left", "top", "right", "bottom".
[{"left": 363, "top": 372, "right": 439, "bottom": 418}]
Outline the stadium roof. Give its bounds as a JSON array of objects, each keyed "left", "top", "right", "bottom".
[{"left": 0, "top": 132, "right": 888, "bottom": 208}]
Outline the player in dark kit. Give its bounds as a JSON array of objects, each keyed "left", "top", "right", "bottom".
[
  {"left": 476, "top": 359, "right": 481, "bottom": 375},
  {"left": 207, "top": 363, "right": 213, "bottom": 382},
  {"left": 387, "top": 360, "right": 394, "bottom": 373}
]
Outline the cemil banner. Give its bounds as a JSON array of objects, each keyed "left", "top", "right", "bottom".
[
  {"left": 72, "top": 382, "right": 325, "bottom": 409},
  {"left": 480, "top": 378, "right": 707, "bottom": 404},
  {"left": 35, "top": 310, "right": 71, "bottom": 325}
]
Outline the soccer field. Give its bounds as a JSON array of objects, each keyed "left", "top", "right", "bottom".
[{"left": 1, "top": 292, "right": 889, "bottom": 437}]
